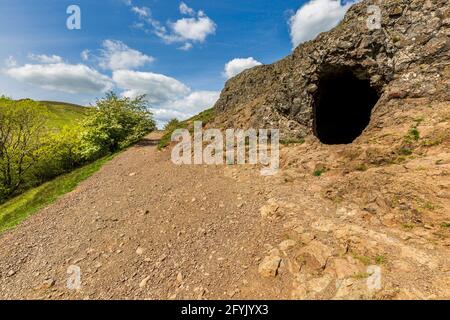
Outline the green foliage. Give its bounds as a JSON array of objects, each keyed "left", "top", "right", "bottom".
[
  {"left": 313, "top": 168, "right": 326, "bottom": 177},
  {"left": 397, "top": 123, "right": 421, "bottom": 158},
  {"left": 355, "top": 163, "right": 368, "bottom": 172},
  {"left": 375, "top": 255, "right": 387, "bottom": 265},
  {"left": 188, "top": 108, "right": 215, "bottom": 124},
  {"left": 33, "top": 125, "right": 86, "bottom": 180},
  {"left": 164, "top": 118, "right": 181, "bottom": 131},
  {"left": 0, "top": 98, "right": 49, "bottom": 199},
  {"left": 399, "top": 147, "right": 413, "bottom": 156},
  {"left": 39, "top": 101, "right": 90, "bottom": 129},
  {"left": 82, "top": 92, "right": 156, "bottom": 155},
  {"left": 407, "top": 127, "right": 420, "bottom": 142}
]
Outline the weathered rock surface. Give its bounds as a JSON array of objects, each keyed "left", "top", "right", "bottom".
[{"left": 212, "top": 0, "right": 449, "bottom": 140}]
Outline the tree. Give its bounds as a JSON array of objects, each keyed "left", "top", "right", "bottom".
[
  {"left": 164, "top": 118, "right": 180, "bottom": 131},
  {"left": 82, "top": 92, "right": 156, "bottom": 156},
  {"left": 0, "top": 98, "right": 48, "bottom": 198}
]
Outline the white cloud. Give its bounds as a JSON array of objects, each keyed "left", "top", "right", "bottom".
[
  {"left": 131, "top": 6, "right": 150, "bottom": 18},
  {"left": 163, "top": 90, "right": 219, "bottom": 113},
  {"left": 128, "top": 2, "right": 216, "bottom": 50},
  {"left": 5, "top": 63, "right": 113, "bottom": 94},
  {"left": 170, "top": 15, "right": 216, "bottom": 43},
  {"left": 178, "top": 42, "right": 193, "bottom": 51},
  {"left": 81, "top": 49, "right": 90, "bottom": 61},
  {"left": 179, "top": 2, "right": 195, "bottom": 16},
  {"left": 28, "top": 54, "right": 64, "bottom": 64},
  {"left": 223, "top": 57, "right": 262, "bottom": 79},
  {"left": 289, "top": 0, "right": 357, "bottom": 48},
  {"left": 4, "top": 56, "right": 17, "bottom": 67},
  {"left": 150, "top": 108, "right": 189, "bottom": 125},
  {"left": 98, "top": 40, "right": 154, "bottom": 71},
  {"left": 112, "top": 67, "right": 219, "bottom": 126},
  {"left": 151, "top": 91, "right": 220, "bottom": 127},
  {"left": 112, "top": 69, "right": 190, "bottom": 104}
]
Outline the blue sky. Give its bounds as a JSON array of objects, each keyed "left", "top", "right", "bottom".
[{"left": 0, "top": 0, "right": 356, "bottom": 125}]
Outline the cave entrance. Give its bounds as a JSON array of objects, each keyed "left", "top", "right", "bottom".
[{"left": 313, "top": 66, "right": 379, "bottom": 144}]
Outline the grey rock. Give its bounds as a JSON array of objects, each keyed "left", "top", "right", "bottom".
[{"left": 212, "top": 0, "right": 449, "bottom": 140}]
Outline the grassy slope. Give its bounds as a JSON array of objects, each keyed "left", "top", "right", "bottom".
[
  {"left": 0, "top": 154, "right": 114, "bottom": 233},
  {"left": 0, "top": 100, "right": 100, "bottom": 233},
  {"left": 38, "top": 101, "right": 91, "bottom": 129}
]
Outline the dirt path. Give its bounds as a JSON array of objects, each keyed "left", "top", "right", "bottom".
[
  {"left": 0, "top": 132, "right": 448, "bottom": 300},
  {"left": 0, "top": 132, "right": 290, "bottom": 299}
]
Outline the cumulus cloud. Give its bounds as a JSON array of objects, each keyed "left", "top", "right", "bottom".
[
  {"left": 150, "top": 109, "right": 190, "bottom": 125},
  {"left": 162, "top": 91, "right": 219, "bottom": 113},
  {"left": 289, "top": 0, "right": 357, "bottom": 48},
  {"left": 4, "top": 56, "right": 17, "bottom": 67},
  {"left": 127, "top": 1, "right": 216, "bottom": 50},
  {"left": 5, "top": 63, "right": 113, "bottom": 94},
  {"left": 178, "top": 42, "right": 193, "bottom": 51},
  {"left": 81, "top": 49, "right": 90, "bottom": 61},
  {"left": 131, "top": 6, "right": 150, "bottom": 18},
  {"left": 169, "top": 14, "right": 216, "bottom": 43},
  {"left": 28, "top": 54, "right": 64, "bottom": 64},
  {"left": 112, "top": 69, "right": 190, "bottom": 104},
  {"left": 112, "top": 68, "right": 219, "bottom": 126},
  {"left": 179, "top": 2, "right": 195, "bottom": 16},
  {"left": 98, "top": 40, "right": 154, "bottom": 71},
  {"left": 223, "top": 57, "right": 262, "bottom": 79},
  {"left": 151, "top": 91, "right": 220, "bottom": 127}
]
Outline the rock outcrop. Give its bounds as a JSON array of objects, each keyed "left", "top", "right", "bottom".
[{"left": 212, "top": 0, "right": 449, "bottom": 140}]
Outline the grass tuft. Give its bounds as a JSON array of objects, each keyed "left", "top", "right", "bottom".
[
  {"left": 440, "top": 222, "right": 450, "bottom": 229},
  {"left": 313, "top": 168, "right": 326, "bottom": 177}
]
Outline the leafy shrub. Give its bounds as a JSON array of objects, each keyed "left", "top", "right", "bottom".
[
  {"left": 33, "top": 125, "right": 86, "bottom": 181},
  {"left": 0, "top": 98, "right": 49, "bottom": 199},
  {"left": 164, "top": 118, "right": 180, "bottom": 131},
  {"left": 82, "top": 92, "right": 156, "bottom": 155}
]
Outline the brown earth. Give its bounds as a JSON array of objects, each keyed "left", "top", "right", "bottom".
[{"left": 0, "top": 101, "right": 449, "bottom": 300}]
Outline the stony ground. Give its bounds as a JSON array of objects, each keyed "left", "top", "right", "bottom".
[{"left": 0, "top": 100, "right": 449, "bottom": 300}]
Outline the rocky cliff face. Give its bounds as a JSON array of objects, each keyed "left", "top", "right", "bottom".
[{"left": 212, "top": 0, "right": 449, "bottom": 141}]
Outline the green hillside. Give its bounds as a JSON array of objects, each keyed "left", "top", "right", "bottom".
[{"left": 37, "top": 101, "right": 91, "bottom": 129}]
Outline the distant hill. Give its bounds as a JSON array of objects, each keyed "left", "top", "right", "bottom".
[{"left": 38, "top": 101, "right": 91, "bottom": 129}]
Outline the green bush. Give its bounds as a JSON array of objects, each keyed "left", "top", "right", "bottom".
[
  {"left": 82, "top": 92, "right": 156, "bottom": 155},
  {"left": 164, "top": 118, "right": 180, "bottom": 131},
  {"left": 33, "top": 125, "right": 86, "bottom": 181},
  {"left": 0, "top": 98, "right": 49, "bottom": 200}
]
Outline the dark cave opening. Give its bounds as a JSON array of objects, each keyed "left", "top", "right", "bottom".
[{"left": 313, "top": 67, "right": 380, "bottom": 145}]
